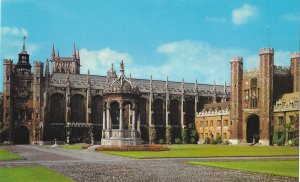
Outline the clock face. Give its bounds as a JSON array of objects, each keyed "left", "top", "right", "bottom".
[{"left": 17, "top": 87, "right": 30, "bottom": 99}]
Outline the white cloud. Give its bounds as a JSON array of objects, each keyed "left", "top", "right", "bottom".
[
  {"left": 205, "top": 17, "right": 226, "bottom": 23},
  {"left": 80, "top": 47, "right": 132, "bottom": 75},
  {"left": 232, "top": 4, "right": 258, "bottom": 26},
  {"left": 79, "top": 41, "right": 292, "bottom": 85},
  {"left": 154, "top": 40, "right": 246, "bottom": 84},
  {"left": 1, "top": 26, "right": 37, "bottom": 61},
  {"left": 1, "top": 26, "right": 28, "bottom": 36},
  {"left": 282, "top": 14, "right": 300, "bottom": 22}
]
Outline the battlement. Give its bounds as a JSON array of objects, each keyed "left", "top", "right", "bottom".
[
  {"left": 3, "top": 59, "right": 13, "bottom": 65},
  {"left": 291, "top": 52, "right": 300, "bottom": 58},
  {"left": 230, "top": 56, "right": 243, "bottom": 62},
  {"left": 33, "top": 61, "right": 44, "bottom": 66},
  {"left": 273, "top": 65, "right": 290, "bottom": 75},
  {"left": 243, "top": 68, "right": 259, "bottom": 78},
  {"left": 259, "top": 48, "right": 274, "bottom": 55}
]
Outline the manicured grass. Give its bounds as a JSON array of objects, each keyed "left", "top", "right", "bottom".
[
  {"left": 188, "top": 160, "right": 299, "bottom": 178},
  {"left": 101, "top": 144, "right": 299, "bottom": 159},
  {"left": 60, "top": 144, "right": 82, "bottom": 150},
  {"left": 0, "top": 166, "right": 72, "bottom": 182},
  {"left": 0, "top": 148, "right": 23, "bottom": 161}
]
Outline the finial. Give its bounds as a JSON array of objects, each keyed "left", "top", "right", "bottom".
[
  {"left": 77, "top": 49, "right": 80, "bottom": 59},
  {"left": 166, "top": 76, "right": 169, "bottom": 89},
  {"left": 120, "top": 60, "right": 125, "bottom": 76},
  {"left": 213, "top": 80, "right": 216, "bottom": 91},
  {"left": 51, "top": 44, "right": 56, "bottom": 59},
  {"left": 22, "top": 36, "right": 26, "bottom": 51},
  {"left": 224, "top": 81, "right": 227, "bottom": 92},
  {"left": 57, "top": 49, "right": 60, "bottom": 57}
]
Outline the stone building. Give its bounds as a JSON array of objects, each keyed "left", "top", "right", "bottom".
[
  {"left": 2, "top": 40, "right": 228, "bottom": 145},
  {"left": 196, "top": 48, "right": 299, "bottom": 145}
]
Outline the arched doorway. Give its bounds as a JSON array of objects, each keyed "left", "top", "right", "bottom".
[
  {"left": 14, "top": 125, "right": 29, "bottom": 144},
  {"left": 246, "top": 114, "right": 260, "bottom": 143}
]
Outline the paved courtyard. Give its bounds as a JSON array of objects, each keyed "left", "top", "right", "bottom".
[{"left": 0, "top": 145, "right": 298, "bottom": 182}]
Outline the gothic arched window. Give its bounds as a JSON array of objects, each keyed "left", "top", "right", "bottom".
[
  {"left": 50, "top": 93, "right": 64, "bottom": 123},
  {"left": 71, "top": 94, "right": 84, "bottom": 123}
]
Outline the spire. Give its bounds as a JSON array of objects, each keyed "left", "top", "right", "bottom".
[
  {"left": 57, "top": 49, "right": 60, "bottom": 57},
  {"left": 181, "top": 78, "right": 184, "bottom": 94},
  {"left": 129, "top": 73, "right": 132, "bottom": 82},
  {"left": 23, "top": 36, "right": 26, "bottom": 51},
  {"left": 52, "top": 44, "right": 56, "bottom": 59},
  {"left": 166, "top": 76, "right": 169, "bottom": 90},
  {"left": 195, "top": 78, "right": 198, "bottom": 91},
  {"left": 73, "top": 44, "right": 76, "bottom": 59},
  {"left": 120, "top": 60, "right": 125, "bottom": 77},
  {"left": 150, "top": 75, "right": 153, "bottom": 91},
  {"left": 224, "top": 81, "right": 227, "bottom": 93}
]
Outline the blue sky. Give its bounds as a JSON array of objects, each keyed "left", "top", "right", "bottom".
[{"left": 1, "top": 0, "right": 299, "bottom": 91}]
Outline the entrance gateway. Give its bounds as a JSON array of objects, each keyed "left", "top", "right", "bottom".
[
  {"left": 246, "top": 114, "right": 260, "bottom": 143},
  {"left": 13, "top": 125, "right": 30, "bottom": 144}
]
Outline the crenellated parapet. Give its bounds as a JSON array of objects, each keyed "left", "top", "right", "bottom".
[
  {"left": 291, "top": 52, "right": 300, "bottom": 58},
  {"left": 230, "top": 56, "right": 243, "bottom": 63},
  {"left": 196, "top": 108, "right": 230, "bottom": 117},
  {"left": 273, "top": 65, "right": 290, "bottom": 76},
  {"left": 259, "top": 48, "right": 274, "bottom": 55}
]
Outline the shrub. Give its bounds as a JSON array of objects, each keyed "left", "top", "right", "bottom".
[
  {"left": 222, "top": 140, "right": 230, "bottom": 145},
  {"left": 158, "top": 139, "right": 165, "bottom": 145},
  {"left": 273, "top": 130, "right": 285, "bottom": 146},
  {"left": 165, "top": 127, "right": 172, "bottom": 144},
  {"left": 288, "top": 138, "right": 296, "bottom": 146},
  {"left": 95, "top": 145, "right": 170, "bottom": 152},
  {"left": 190, "top": 138, "right": 196, "bottom": 144},
  {"left": 216, "top": 136, "right": 223, "bottom": 144},
  {"left": 205, "top": 137, "right": 211, "bottom": 144},
  {"left": 175, "top": 138, "right": 182, "bottom": 144},
  {"left": 81, "top": 144, "right": 91, "bottom": 149}
]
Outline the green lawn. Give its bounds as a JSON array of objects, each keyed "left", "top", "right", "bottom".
[
  {"left": 188, "top": 160, "right": 299, "bottom": 178},
  {"left": 60, "top": 144, "right": 82, "bottom": 150},
  {"left": 101, "top": 144, "right": 299, "bottom": 159},
  {"left": 0, "top": 148, "right": 23, "bottom": 161},
  {"left": 0, "top": 166, "right": 72, "bottom": 182}
]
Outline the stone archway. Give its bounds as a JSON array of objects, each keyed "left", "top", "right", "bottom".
[
  {"left": 14, "top": 125, "right": 29, "bottom": 144},
  {"left": 246, "top": 114, "right": 260, "bottom": 143}
]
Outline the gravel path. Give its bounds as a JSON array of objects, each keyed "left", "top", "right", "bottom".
[{"left": 0, "top": 145, "right": 298, "bottom": 182}]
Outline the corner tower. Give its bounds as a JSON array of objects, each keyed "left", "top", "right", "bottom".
[
  {"left": 259, "top": 48, "right": 274, "bottom": 145},
  {"left": 229, "top": 56, "right": 243, "bottom": 144},
  {"left": 290, "top": 52, "right": 299, "bottom": 92}
]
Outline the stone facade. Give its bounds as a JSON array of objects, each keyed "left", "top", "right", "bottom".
[
  {"left": 196, "top": 48, "right": 299, "bottom": 145},
  {"left": 1, "top": 41, "right": 228, "bottom": 145}
]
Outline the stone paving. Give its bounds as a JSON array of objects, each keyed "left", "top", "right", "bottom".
[{"left": 0, "top": 145, "right": 298, "bottom": 182}]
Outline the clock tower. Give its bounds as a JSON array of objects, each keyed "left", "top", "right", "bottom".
[{"left": 2, "top": 37, "right": 43, "bottom": 144}]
